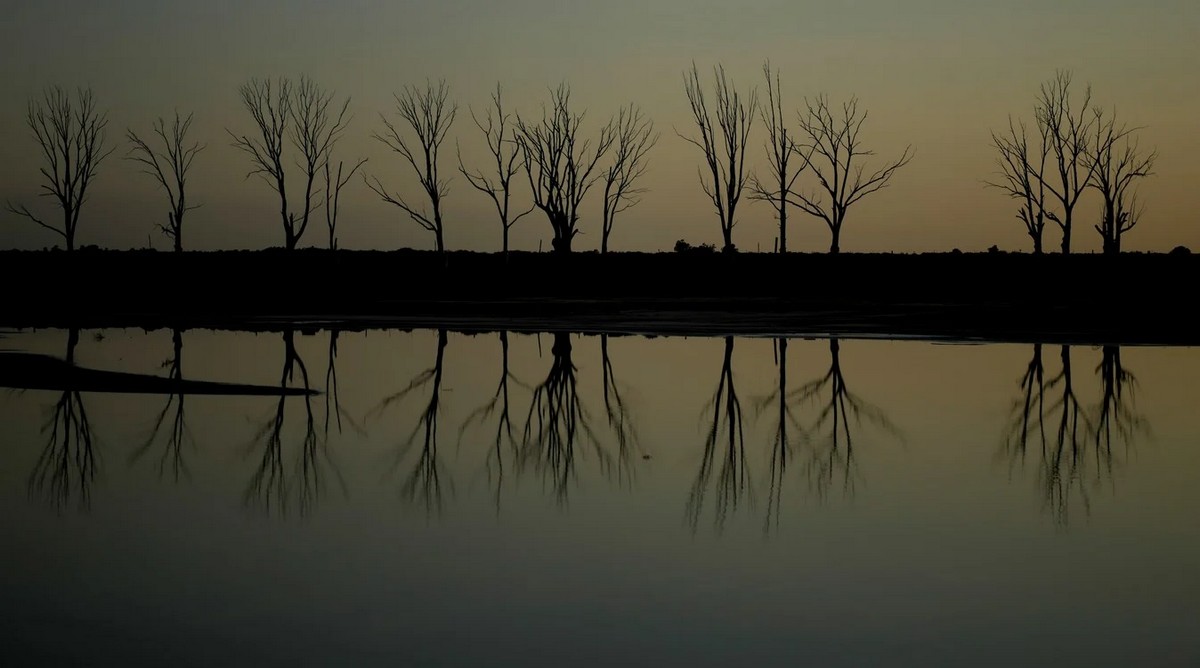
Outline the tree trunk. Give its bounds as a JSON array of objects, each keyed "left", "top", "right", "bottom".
[
  {"left": 1032, "top": 233, "right": 1042, "bottom": 255},
  {"left": 778, "top": 194, "right": 787, "bottom": 254},
  {"left": 722, "top": 215, "right": 734, "bottom": 253},
  {"left": 829, "top": 226, "right": 841, "bottom": 254}
]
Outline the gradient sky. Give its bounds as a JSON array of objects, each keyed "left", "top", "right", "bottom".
[{"left": 1, "top": 0, "right": 1197, "bottom": 252}]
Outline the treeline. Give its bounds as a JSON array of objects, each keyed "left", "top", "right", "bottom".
[{"left": 4, "top": 65, "right": 1159, "bottom": 255}]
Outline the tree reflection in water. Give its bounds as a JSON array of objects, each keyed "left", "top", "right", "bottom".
[
  {"left": 368, "top": 329, "right": 450, "bottom": 516},
  {"left": 1001, "top": 344, "right": 1149, "bottom": 525},
  {"left": 243, "top": 330, "right": 335, "bottom": 516},
  {"left": 129, "top": 328, "right": 190, "bottom": 482},
  {"left": 686, "top": 336, "right": 749, "bottom": 533},
  {"left": 29, "top": 328, "right": 96, "bottom": 511}
]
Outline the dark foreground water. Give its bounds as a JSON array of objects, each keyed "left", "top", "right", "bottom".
[{"left": 2, "top": 327, "right": 1198, "bottom": 666}]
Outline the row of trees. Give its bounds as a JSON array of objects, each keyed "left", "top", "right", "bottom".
[
  {"left": 5, "top": 68, "right": 1154, "bottom": 255},
  {"left": 988, "top": 70, "right": 1158, "bottom": 254}
]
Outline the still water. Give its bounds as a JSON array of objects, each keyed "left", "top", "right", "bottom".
[{"left": 2, "top": 327, "right": 1198, "bottom": 666}]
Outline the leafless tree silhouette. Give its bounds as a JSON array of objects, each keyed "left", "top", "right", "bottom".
[
  {"left": 791, "top": 96, "right": 913, "bottom": 254},
  {"left": 685, "top": 337, "right": 750, "bottom": 533},
  {"left": 1087, "top": 109, "right": 1156, "bottom": 254},
  {"left": 791, "top": 339, "right": 901, "bottom": 497},
  {"left": 243, "top": 331, "right": 335, "bottom": 516},
  {"left": 7, "top": 87, "right": 114, "bottom": 251},
  {"left": 129, "top": 329, "right": 192, "bottom": 481},
  {"left": 229, "top": 76, "right": 352, "bottom": 250},
  {"left": 1033, "top": 71, "right": 1099, "bottom": 254},
  {"left": 366, "top": 79, "right": 457, "bottom": 254},
  {"left": 28, "top": 329, "right": 97, "bottom": 510},
  {"left": 749, "top": 62, "right": 806, "bottom": 254},
  {"left": 988, "top": 117, "right": 1051, "bottom": 253},
  {"left": 600, "top": 104, "right": 658, "bottom": 254},
  {"left": 457, "top": 84, "right": 534, "bottom": 258},
  {"left": 516, "top": 84, "right": 615, "bottom": 254},
  {"left": 367, "top": 330, "right": 450, "bottom": 515},
  {"left": 127, "top": 111, "right": 204, "bottom": 251},
  {"left": 679, "top": 63, "right": 757, "bottom": 253}
]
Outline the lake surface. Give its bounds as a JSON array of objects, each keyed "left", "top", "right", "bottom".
[{"left": 2, "top": 327, "right": 1198, "bottom": 666}]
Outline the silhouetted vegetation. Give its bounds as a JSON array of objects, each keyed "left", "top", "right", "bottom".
[
  {"left": 988, "top": 117, "right": 1051, "bottom": 253},
  {"left": 1087, "top": 109, "right": 1156, "bottom": 255},
  {"left": 679, "top": 63, "right": 757, "bottom": 253},
  {"left": 127, "top": 111, "right": 205, "bottom": 252},
  {"left": 791, "top": 96, "right": 913, "bottom": 254},
  {"left": 516, "top": 84, "right": 613, "bottom": 254},
  {"left": 229, "top": 76, "right": 353, "bottom": 250},
  {"left": 366, "top": 79, "right": 457, "bottom": 254},
  {"left": 457, "top": 84, "right": 534, "bottom": 258},
  {"left": 7, "top": 87, "right": 114, "bottom": 251},
  {"left": 749, "top": 62, "right": 803, "bottom": 254},
  {"left": 600, "top": 104, "right": 658, "bottom": 254}
]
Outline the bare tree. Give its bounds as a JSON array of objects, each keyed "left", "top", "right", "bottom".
[
  {"left": 457, "top": 83, "right": 534, "bottom": 257},
  {"left": 791, "top": 96, "right": 913, "bottom": 254},
  {"left": 366, "top": 79, "right": 457, "bottom": 254},
  {"left": 600, "top": 103, "right": 658, "bottom": 254},
  {"left": 1034, "top": 70, "right": 1098, "bottom": 254},
  {"left": 679, "top": 63, "right": 757, "bottom": 253},
  {"left": 1087, "top": 109, "right": 1156, "bottom": 254},
  {"left": 987, "top": 117, "right": 1051, "bottom": 253},
  {"left": 229, "top": 76, "right": 351, "bottom": 250},
  {"left": 749, "top": 62, "right": 806, "bottom": 253},
  {"left": 516, "top": 83, "right": 615, "bottom": 254},
  {"left": 324, "top": 157, "right": 366, "bottom": 250},
  {"left": 7, "top": 87, "right": 114, "bottom": 251},
  {"left": 127, "top": 111, "right": 205, "bottom": 252}
]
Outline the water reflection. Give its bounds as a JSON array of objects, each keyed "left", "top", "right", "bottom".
[
  {"left": 793, "top": 339, "right": 902, "bottom": 499},
  {"left": 29, "top": 328, "right": 97, "bottom": 511},
  {"left": 130, "top": 328, "right": 190, "bottom": 482},
  {"left": 686, "top": 336, "right": 749, "bottom": 532},
  {"left": 460, "top": 332, "right": 525, "bottom": 509},
  {"left": 243, "top": 330, "right": 334, "bottom": 516},
  {"left": 520, "top": 332, "right": 624, "bottom": 504},
  {"left": 1001, "top": 344, "right": 1150, "bottom": 524},
  {"left": 368, "top": 329, "right": 449, "bottom": 515},
  {"left": 2, "top": 329, "right": 1163, "bottom": 531}
]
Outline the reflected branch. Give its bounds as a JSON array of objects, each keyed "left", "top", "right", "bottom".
[
  {"left": 459, "top": 332, "right": 526, "bottom": 510},
  {"left": 28, "top": 329, "right": 97, "bottom": 511},
  {"left": 520, "top": 333, "right": 611, "bottom": 505},
  {"left": 129, "top": 328, "right": 192, "bottom": 482},
  {"left": 601, "top": 334, "right": 642, "bottom": 487},
  {"left": 369, "top": 329, "right": 449, "bottom": 515},
  {"left": 791, "top": 339, "right": 901, "bottom": 499},
  {"left": 243, "top": 330, "right": 335, "bottom": 516},
  {"left": 686, "top": 336, "right": 749, "bottom": 533}
]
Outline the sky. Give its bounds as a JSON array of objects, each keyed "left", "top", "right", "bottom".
[{"left": 1, "top": 0, "right": 1197, "bottom": 253}]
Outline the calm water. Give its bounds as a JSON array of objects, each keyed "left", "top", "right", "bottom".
[{"left": 2, "top": 327, "right": 1198, "bottom": 666}]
